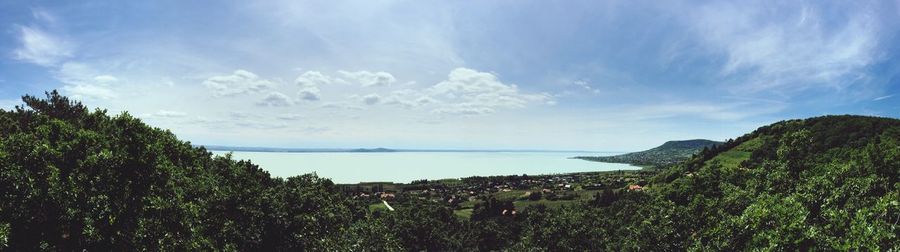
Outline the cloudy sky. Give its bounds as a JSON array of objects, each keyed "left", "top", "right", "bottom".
[{"left": 1, "top": 1, "right": 899, "bottom": 151}]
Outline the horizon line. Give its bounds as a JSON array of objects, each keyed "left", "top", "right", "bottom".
[{"left": 195, "top": 144, "right": 623, "bottom": 154}]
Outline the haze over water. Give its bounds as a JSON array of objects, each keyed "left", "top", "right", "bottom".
[{"left": 211, "top": 151, "right": 639, "bottom": 184}]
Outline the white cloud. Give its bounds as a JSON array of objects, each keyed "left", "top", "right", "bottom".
[
  {"left": 229, "top": 111, "right": 253, "bottom": 119},
  {"left": 382, "top": 89, "right": 425, "bottom": 109},
  {"left": 295, "top": 71, "right": 332, "bottom": 101},
  {"left": 573, "top": 80, "right": 601, "bottom": 94},
  {"left": 162, "top": 78, "right": 176, "bottom": 87},
  {"left": 361, "top": 93, "right": 381, "bottom": 105},
  {"left": 625, "top": 101, "right": 786, "bottom": 121},
  {"left": 93, "top": 75, "right": 118, "bottom": 83},
  {"left": 141, "top": 110, "right": 187, "bottom": 118},
  {"left": 383, "top": 97, "right": 416, "bottom": 108},
  {"left": 61, "top": 84, "right": 117, "bottom": 100},
  {"left": 415, "top": 96, "right": 437, "bottom": 105},
  {"left": 339, "top": 70, "right": 396, "bottom": 87},
  {"left": 295, "top": 71, "right": 333, "bottom": 87},
  {"left": 56, "top": 62, "right": 118, "bottom": 100},
  {"left": 234, "top": 121, "right": 288, "bottom": 129},
  {"left": 687, "top": 2, "right": 879, "bottom": 93},
  {"left": 350, "top": 68, "right": 551, "bottom": 114},
  {"left": 12, "top": 25, "right": 71, "bottom": 66},
  {"left": 427, "top": 68, "right": 551, "bottom": 114},
  {"left": 432, "top": 103, "right": 495, "bottom": 115},
  {"left": 276, "top": 113, "right": 303, "bottom": 120},
  {"left": 0, "top": 99, "right": 21, "bottom": 111},
  {"left": 320, "top": 102, "right": 363, "bottom": 110},
  {"left": 297, "top": 87, "right": 321, "bottom": 101},
  {"left": 257, "top": 92, "right": 294, "bottom": 107},
  {"left": 31, "top": 9, "right": 57, "bottom": 24},
  {"left": 873, "top": 94, "right": 895, "bottom": 101},
  {"left": 203, "top": 69, "right": 275, "bottom": 97}
]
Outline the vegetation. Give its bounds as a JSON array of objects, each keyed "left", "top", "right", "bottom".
[
  {"left": 0, "top": 92, "right": 398, "bottom": 251},
  {"left": 1, "top": 92, "right": 898, "bottom": 250},
  {"left": 576, "top": 139, "right": 722, "bottom": 168}
]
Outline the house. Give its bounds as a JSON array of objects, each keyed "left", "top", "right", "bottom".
[
  {"left": 584, "top": 183, "right": 604, "bottom": 190},
  {"left": 628, "top": 184, "right": 643, "bottom": 191}
]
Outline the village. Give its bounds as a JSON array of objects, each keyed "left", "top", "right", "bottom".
[{"left": 337, "top": 169, "right": 657, "bottom": 217}]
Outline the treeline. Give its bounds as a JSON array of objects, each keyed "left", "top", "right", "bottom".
[{"left": 0, "top": 92, "right": 898, "bottom": 250}]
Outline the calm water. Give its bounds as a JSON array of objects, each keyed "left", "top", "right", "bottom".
[{"left": 210, "top": 151, "right": 639, "bottom": 183}]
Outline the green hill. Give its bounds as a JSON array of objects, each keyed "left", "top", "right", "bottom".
[
  {"left": 0, "top": 92, "right": 897, "bottom": 250},
  {"left": 538, "top": 115, "right": 899, "bottom": 250},
  {"left": 645, "top": 115, "right": 900, "bottom": 250},
  {"left": 575, "top": 139, "right": 722, "bottom": 168}
]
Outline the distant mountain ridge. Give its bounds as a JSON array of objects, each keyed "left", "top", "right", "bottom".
[
  {"left": 200, "top": 145, "right": 597, "bottom": 153},
  {"left": 199, "top": 145, "right": 398, "bottom": 153},
  {"left": 575, "top": 139, "right": 722, "bottom": 168},
  {"left": 349, "top": 148, "right": 396, "bottom": 152},
  {"left": 656, "top": 139, "right": 721, "bottom": 150}
]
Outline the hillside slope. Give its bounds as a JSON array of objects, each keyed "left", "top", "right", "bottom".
[
  {"left": 516, "top": 115, "right": 899, "bottom": 250},
  {"left": 648, "top": 115, "right": 900, "bottom": 250},
  {"left": 576, "top": 139, "right": 722, "bottom": 167}
]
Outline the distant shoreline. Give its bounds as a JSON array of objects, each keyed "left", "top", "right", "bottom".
[{"left": 199, "top": 145, "right": 620, "bottom": 154}]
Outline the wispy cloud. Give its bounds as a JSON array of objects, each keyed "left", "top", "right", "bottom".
[
  {"left": 0, "top": 99, "right": 21, "bottom": 111},
  {"left": 873, "top": 94, "right": 895, "bottom": 101},
  {"left": 30, "top": 8, "right": 58, "bottom": 24},
  {"left": 687, "top": 2, "right": 881, "bottom": 94},
  {"left": 141, "top": 110, "right": 188, "bottom": 119},
  {"left": 573, "top": 80, "right": 601, "bottom": 95},
  {"left": 624, "top": 100, "right": 787, "bottom": 122},
  {"left": 12, "top": 25, "right": 72, "bottom": 66},
  {"left": 320, "top": 102, "right": 364, "bottom": 110}
]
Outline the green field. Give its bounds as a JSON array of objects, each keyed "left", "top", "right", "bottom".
[
  {"left": 705, "top": 136, "right": 762, "bottom": 168},
  {"left": 368, "top": 202, "right": 390, "bottom": 212}
]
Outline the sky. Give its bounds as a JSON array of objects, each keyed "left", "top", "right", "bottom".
[{"left": 1, "top": 0, "right": 899, "bottom": 151}]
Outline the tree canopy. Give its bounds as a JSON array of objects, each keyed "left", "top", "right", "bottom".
[{"left": 0, "top": 92, "right": 897, "bottom": 250}]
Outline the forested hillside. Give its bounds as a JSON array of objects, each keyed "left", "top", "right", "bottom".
[
  {"left": 575, "top": 139, "right": 722, "bottom": 168},
  {"left": 649, "top": 115, "right": 900, "bottom": 250},
  {"left": 0, "top": 92, "right": 897, "bottom": 250},
  {"left": 0, "top": 92, "right": 401, "bottom": 250}
]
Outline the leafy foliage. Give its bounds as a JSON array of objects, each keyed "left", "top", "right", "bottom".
[
  {"left": 0, "top": 91, "right": 395, "bottom": 251},
  {"left": 651, "top": 115, "right": 900, "bottom": 250},
  {"left": 0, "top": 92, "right": 897, "bottom": 250}
]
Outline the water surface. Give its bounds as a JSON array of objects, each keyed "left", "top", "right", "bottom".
[{"left": 211, "top": 151, "right": 638, "bottom": 183}]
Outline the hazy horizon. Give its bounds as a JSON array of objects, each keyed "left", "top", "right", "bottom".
[
  {"left": 1, "top": 1, "right": 899, "bottom": 151},
  {"left": 210, "top": 150, "right": 638, "bottom": 183},
  {"left": 201, "top": 144, "right": 623, "bottom": 153}
]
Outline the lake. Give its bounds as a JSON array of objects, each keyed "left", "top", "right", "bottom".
[{"left": 210, "top": 151, "right": 639, "bottom": 184}]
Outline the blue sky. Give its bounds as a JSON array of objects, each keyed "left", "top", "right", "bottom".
[{"left": 1, "top": 0, "right": 899, "bottom": 151}]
